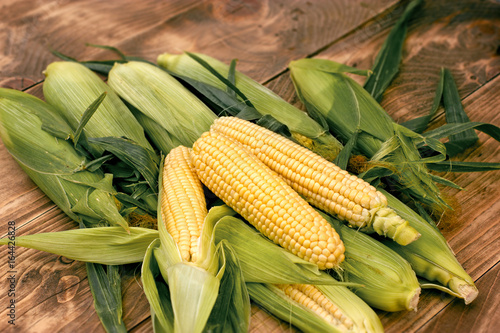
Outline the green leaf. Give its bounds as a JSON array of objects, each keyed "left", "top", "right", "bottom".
[
  {"left": 185, "top": 52, "right": 255, "bottom": 109},
  {"left": 334, "top": 129, "right": 359, "bottom": 170},
  {"left": 167, "top": 70, "right": 261, "bottom": 119},
  {"left": 423, "top": 122, "right": 500, "bottom": 143},
  {"left": 427, "top": 161, "right": 500, "bottom": 172},
  {"left": 86, "top": 263, "right": 127, "bottom": 333},
  {"left": 364, "top": 0, "right": 423, "bottom": 101},
  {"left": 227, "top": 59, "right": 238, "bottom": 98},
  {"left": 205, "top": 241, "right": 250, "bottom": 333},
  {"left": 141, "top": 239, "right": 174, "bottom": 332},
  {"left": 73, "top": 92, "right": 107, "bottom": 148},
  {"left": 0, "top": 227, "right": 159, "bottom": 264},
  {"left": 86, "top": 43, "right": 127, "bottom": 60}
]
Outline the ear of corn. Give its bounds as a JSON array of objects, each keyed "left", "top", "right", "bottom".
[
  {"left": 148, "top": 150, "right": 250, "bottom": 333},
  {"left": 192, "top": 130, "right": 345, "bottom": 270},
  {"left": 43, "top": 61, "right": 153, "bottom": 155},
  {"left": 248, "top": 282, "right": 384, "bottom": 333},
  {"left": 161, "top": 146, "right": 207, "bottom": 263},
  {"left": 378, "top": 189, "right": 478, "bottom": 304},
  {"left": 321, "top": 212, "right": 421, "bottom": 312},
  {"left": 210, "top": 116, "right": 420, "bottom": 245},
  {"left": 0, "top": 88, "right": 128, "bottom": 230},
  {"left": 157, "top": 52, "right": 343, "bottom": 161},
  {"left": 107, "top": 61, "right": 218, "bottom": 151},
  {"left": 289, "top": 58, "right": 449, "bottom": 210}
]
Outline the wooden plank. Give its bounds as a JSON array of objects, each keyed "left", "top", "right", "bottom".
[{"left": 0, "top": 0, "right": 399, "bottom": 84}]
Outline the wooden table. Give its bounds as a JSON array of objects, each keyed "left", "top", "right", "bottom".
[{"left": 1, "top": 0, "right": 499, "bottom": 332}]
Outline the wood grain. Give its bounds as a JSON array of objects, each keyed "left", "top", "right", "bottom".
[{"left": 0, "top": 0, "right": 498, "bottom": 332}]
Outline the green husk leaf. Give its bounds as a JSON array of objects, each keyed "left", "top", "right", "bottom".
[
  {"left": 151, "top": 282, "right": 175, "bottom": 333},
  {"left": 247, "top": 283, "right": 339, "bottom": 333},
  {"left": 86, "top": 43, "right": 127, "bottom": 60},
  {"left": 442, "top": 68, "right": 479, "bottom": 156},
  {"left": 141, "top": 238, "right": 174, "bottom": 332},
  {"left": 255, "top": 115, "right": 292, "bottom": 139},
  {"left": 401, "top": 66, "right": 445, "bottom": 133},
  {"left": 73, "top": 92, "right": 107, "bottom": 147},
  {"left": 334, "top": 129, "right": 360, "bottom": 170},
  {"left": 427, "top": 161, "right": 500, "bottom": 172},
  {"left": 108, "top": 61, "right": 217, "bottom": 150},
  {"left": 86, "top": 263, "right": 127, "bottom": 333},
  {"left": 378, "top": 189, "right": 478, "bottom": 303},
  {"left": 212, "top": 216, "right": 344, "bottom": 285},
  {"left": 227, "top": 59, "right": 238, "bottom": 98},
  {"left": 205, "top": 241, "right": 250, "bottom": 333},
  {"left": 185, "top": 52, "right": 255, "bottom": 108},
  {"left": 423, "top": 122, "right": 500, "bottom": 142},
  {"left": 43, "top": 61, "right": 154, "bottom": 156},
  {"left": 89, "top": 136, "right": 160, "bottom": 192},
  {"left": 166, "top": 263, "right": 220, "bottom": 333},
  {"left": 364, "top": 0, "right": 423, "bottom": 101},
  {"left": 0, "top": 227, "right": 159, "bottom": 264}
]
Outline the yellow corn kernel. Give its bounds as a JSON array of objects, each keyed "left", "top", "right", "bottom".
[
  {"left": 192, "top": 131, "right": 345, "bottom": 269},
  {"left": 162, "top": 146, "right": 207, "bottom": 262},
  {"left": 276, "top": 284, "right": 353, "bottom": 330},
  {"left": 210, "top": 117, "right": 420, "bottom": 245}
]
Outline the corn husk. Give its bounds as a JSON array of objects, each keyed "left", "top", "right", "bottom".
[
  {"left": 0, "top": 88, "right": 128, "bottom": 230},
  {"left": 107, "top": 61, "right": 218, "bottom": 152},
  {"left": 43, "top": 61, "right": 153, "bottom": 155},
  {"left": 379, "top": 189, "right": 478, "bottom": 304},
  {"left": 322, "top": 212, "right": 421, "bottom": 312},
  {"left": 157, "top": 52, "right": 343, "bottom": 160},
  {"left": 289, "top": 58, "right": 449, "bottom": 210},
  {"left": 247, "top": 282, "right": 384, "bottom": 333},
  {"left": 0, "top": 226, "right": 158, "bottom": 264}
]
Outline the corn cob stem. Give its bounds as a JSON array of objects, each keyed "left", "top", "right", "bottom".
[
  {"left": 210, "top": 116, "right": 420, "bottom": 245},
  {"left": 162, "top": 146, "right": 207, "bottom": 263},
  {"left": 192, "top": 130, "right": 345, "bottom": 269}
]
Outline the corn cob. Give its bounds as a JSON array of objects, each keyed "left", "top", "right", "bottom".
[
  {"left": 248, "top": 282, "right": 384, "bottom": 333},
  {"left": 161, "top": 146, "right": 207, "bottom": 263},
  {"left": 192, "top": 130, "right": 345, "bottom": 269},
  {"left": 157, "top": 52, "right": 343, "bottom": 161},
  {"left": 210, "top": 116, "right": 420, "bottom": 245}
]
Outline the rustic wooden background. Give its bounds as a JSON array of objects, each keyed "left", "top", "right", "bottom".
[{"left": 1, "top": 0, "right": 499, "bottom": 332}]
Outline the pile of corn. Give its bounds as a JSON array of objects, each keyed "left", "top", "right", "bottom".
[{"left": 0, "top": 54, "right": 479, "bottom": 333}]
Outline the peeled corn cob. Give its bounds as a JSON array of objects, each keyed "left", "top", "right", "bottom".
[
  {"left": 210, "top": 116, "right": 420, "bottom": 245},
  {"left": 192, "top": 130, "right": 345, "bottom": 269},
  {"left": 161, "top": 146, "right": 207, "bottom": 263}
]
